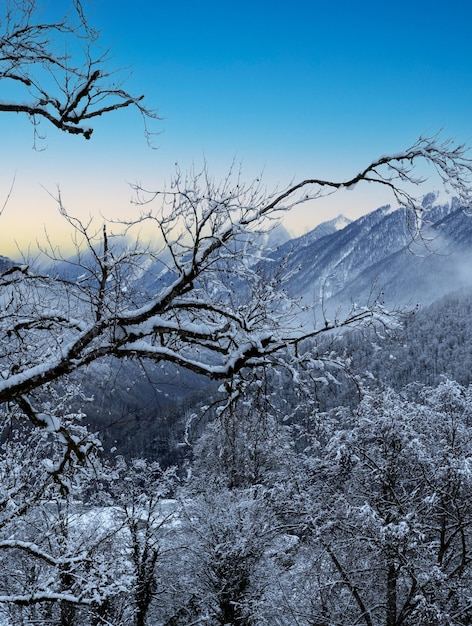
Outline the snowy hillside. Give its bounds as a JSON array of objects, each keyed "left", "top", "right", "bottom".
[{"left": 270, "top": 197, "right": 472, "bottom": 311}]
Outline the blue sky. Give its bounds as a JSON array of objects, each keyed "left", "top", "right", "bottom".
[{"left": 1, "top": 0, "right": 472, "bottom": 255}]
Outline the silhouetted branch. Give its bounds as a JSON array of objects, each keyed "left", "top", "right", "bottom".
[{"left": 0, "top": 0, "right": 159, "bottom": 142}]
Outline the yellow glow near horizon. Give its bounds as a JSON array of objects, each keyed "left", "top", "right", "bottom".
[
  {"left": 0, "top": 116, "right": 442, "bottom": 261},
  {"left": 0, "top": 172, "right": 398, "bottom": 260}
]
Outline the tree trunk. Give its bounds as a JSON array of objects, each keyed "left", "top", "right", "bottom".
[{"left": 386, "top": 551, "right": 397, "bottom": 626}]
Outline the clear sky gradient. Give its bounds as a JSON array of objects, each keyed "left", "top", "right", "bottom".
[{"left": 1, "top": 0, "right": 472, "bottom": 256}]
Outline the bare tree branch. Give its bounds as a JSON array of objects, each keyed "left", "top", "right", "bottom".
[{"left": 0, "top": 0, "right": 159, "bottom": 142}]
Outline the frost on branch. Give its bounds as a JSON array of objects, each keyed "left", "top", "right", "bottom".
[
  {"left": 263, "top": 134, "right": 472, "bottom": 237},
  {"left": 0, "top": 415, "right": 132, "bottom": 622}
]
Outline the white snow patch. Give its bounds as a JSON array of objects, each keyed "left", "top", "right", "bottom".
[{"left": 333, "top": 215, "right": 351, "bottom": 231}]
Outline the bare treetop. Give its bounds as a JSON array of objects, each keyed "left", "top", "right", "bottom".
[{"left": 0, "top": 0, "right": 159, "bottom": 142}]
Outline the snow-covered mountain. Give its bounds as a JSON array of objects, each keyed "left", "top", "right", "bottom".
[
  {"left": 291, "top": 214, "right": 352, "bottom": 249},
  {"left": 270, "top": 197, "right": 472, "bottom": 311}
]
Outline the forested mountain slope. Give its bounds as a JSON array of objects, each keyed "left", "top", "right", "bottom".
[{"left": 347, "top": 287, "right": 472, "bottom": 389}]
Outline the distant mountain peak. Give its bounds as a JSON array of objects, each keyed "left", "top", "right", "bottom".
[
  {"left": 289, "top": 214, "right": 352, "bottom": 250},
  {"left": 422, "top": 189, "right": 454, "bottom": 208},
  {"left": 0, "top": 255, "right": 13, "bottom": 273},
  {"left": 332, "top": 214, "right": 351, "bottom": 231}
]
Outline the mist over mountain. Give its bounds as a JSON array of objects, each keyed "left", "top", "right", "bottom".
[
  {"left": 272, "top": 194, "right": 472, "bottom": 312},
  {"left": 7, "top": 193, "right": 467, "bottom": 314}
]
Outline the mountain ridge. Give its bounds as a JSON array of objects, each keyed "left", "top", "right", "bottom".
[{"left": 271, "top": 198, "right": 472, "bottom": 311}]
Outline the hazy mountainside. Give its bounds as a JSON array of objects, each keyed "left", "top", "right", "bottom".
[
  {"left": 274, "top": 195, "right": 472, "bottom": 311},
  {"left": 275, "top": 205, "right": 410, "bottom": 303},
  {"left": 13, "top": 194, "right": 471, "bottom": 314},
  {"left": 290, "top": 214, "right": 352, "bottom": 247}
]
